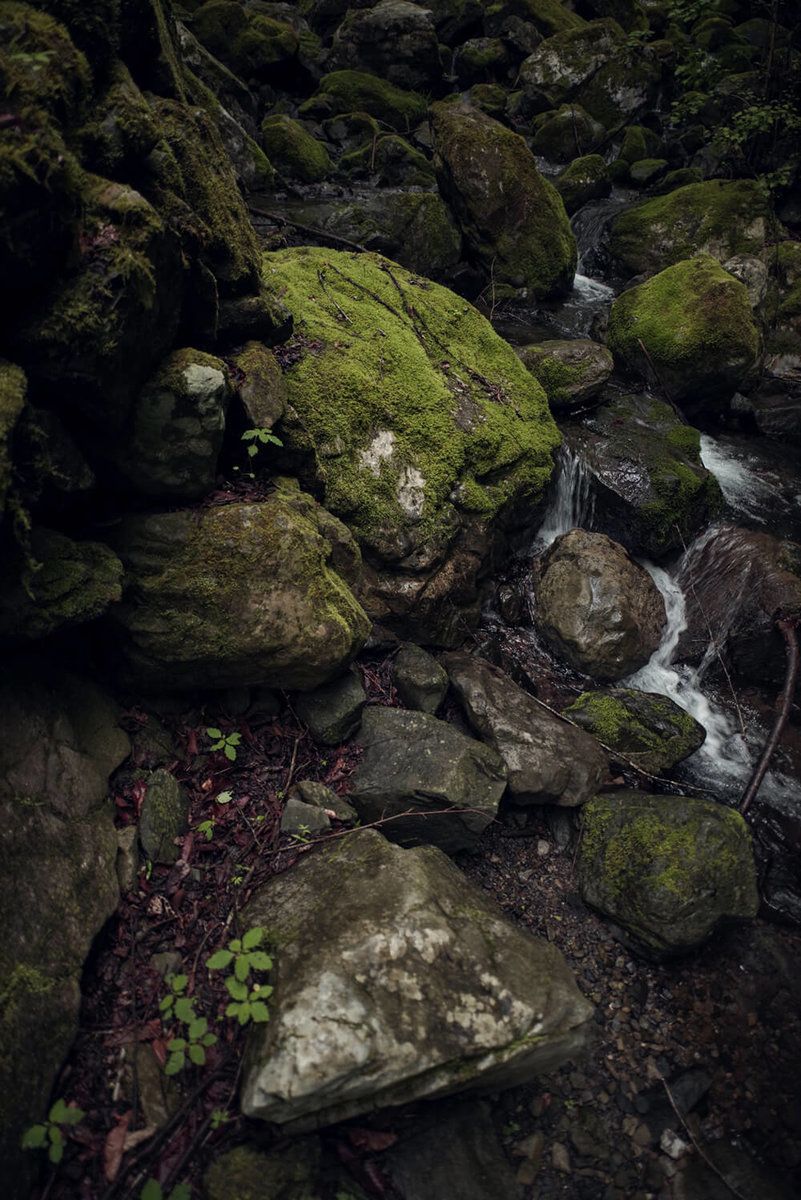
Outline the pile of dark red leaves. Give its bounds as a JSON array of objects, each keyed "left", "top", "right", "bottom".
[{"left": 31, "top": 657, "right": 401, "bottom": 1200}]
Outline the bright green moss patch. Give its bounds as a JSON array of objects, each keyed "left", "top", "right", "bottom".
[
  {"left": 261, "top": 114, "right": 332, "bottom": 184},
  {"left": 563, "top": 689, "right": 705, "bottom": 774},
  {"left": 609, "top": 179, "right": 778, "bottom": 277},
  {"left": 262, "top": 247, "right": 560, "bottom": 557},
  {"left": 607, "top": 254, "right": 759, "bottom": 405}
]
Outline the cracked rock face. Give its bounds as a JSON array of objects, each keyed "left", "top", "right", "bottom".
[{"left": 240, "top": 829, "right": 594, "bottom": 1129}]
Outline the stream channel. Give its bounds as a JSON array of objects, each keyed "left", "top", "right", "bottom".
[{"left": 477, "top": 188, "right": 801, "bottom": 925}]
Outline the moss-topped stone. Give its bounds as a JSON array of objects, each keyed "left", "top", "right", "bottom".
[
  {"left": 339, "top": 134, "right": 435, "bottom": 188},
  {"left": 139, "top": 768, "right": 189, "bottom": 864},
  {"left": 0, "top": 527, "right": 123, "bottom": 640},
  {"left": 609, "top": 179, "right": 780, "bottom": 278},
  {"left": 565, "top": 394, "right": 723, "bottom": 557},
  {"left": 531, "top": 104, "right": 606, "bottom": 161},
  {"left": 114, "top": 347, "right": 232, "bottom": 500},
  {"left": 576, "top": 791, "right": 759, "bottom": 958},
  {"left": 554, "top": 153, "right": 611, "bottom": 214},
  {"left": 518, "top": 338, "right": 613, "bottom": 410},
  {"left": 107, "top": 487, "right": 370, "bottom": 690},
  {"left": 261, "top": 246, "right": 561, "bottom": 644},
  {"left": 261, "top": 114, "right": 332, "bottom": 184},
  {"left": 300, "top": 70, "right": 428, "bottom": 130},
  {"left": 563, "top": 689, "right": 706, "bottom": 775},
  {"left": 430, "top": 101, "right": 576, "bottom": 301},
  {"left": 607, "top": 254, "right": 760, "bottom": 413}
]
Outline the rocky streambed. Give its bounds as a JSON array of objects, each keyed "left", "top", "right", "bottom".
[{"left": 2, "top": 1, "right": 801, "bottom": 1198}]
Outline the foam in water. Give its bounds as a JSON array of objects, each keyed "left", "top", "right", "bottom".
[{"left": 699, "top": 433, "right": 788, "bottom": 524}]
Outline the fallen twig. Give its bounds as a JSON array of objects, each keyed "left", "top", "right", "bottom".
[
  {"left": 248, "top": 204, "right": 367, "bottom": 253},
  {"left": 740, "top": 616, "right": 799, "bottom": 815},
  {"left": 659, "top": 1074, "right": 750, "bottom": 1200}
]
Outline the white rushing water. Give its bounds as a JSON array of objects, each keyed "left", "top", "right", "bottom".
[{"left": 535, "top": 435, "right": 798, "bottom": 801}]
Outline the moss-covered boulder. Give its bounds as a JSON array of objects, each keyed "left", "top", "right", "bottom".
[
  {"left": 554, "top": 153, "right": 611, "bottom": 214},
  {"left": 518, "top": 338, "right": 613, "bottom": 410},
  {"left": 139, "top": 768, "right": 189, "bottom": 864},
  {"left": 531, "top": 104, "right": 606, "bottom": 162},
  {"left": 452, "top": 36, "right": 511, "bottom": 87},
  {"left": 576, "top": 791, "right": 759, "bottom": 958},
  {"left": 535, "top": 529, "right": 666, "bottom": 680},
  {"left": 329, "top": 0, "right": 441, "bottom": 92},
  {"left": 300, "top": 69, "right": 428, "bottom": 130},
  {"left": 339, "top": 134, "right": 435, "bottom": 188},
  {"left": 189, "top": 0, "right": 299, "bottom": 82},
  {"left": 430, "top": 101, "right": 576, "bottom": 301},
  {"left": 261, "top": 114, "right": 332, "bottom": 184},
  {"left": 563, "top": 689, "right": 706, "bottom": 775},
  {"left": 609, "top": 179, "right": 779, "bottom": 278},
  {"left": 106, "top": 486, "right": 370, "bottom": 690},
  {"left": 0, "top": 527, "right": 123, "bottom": 639},
  {"left": 565, "top": 394, "right": 723, "bottom": 557},
  {"left": 607, "top": 255, "right": 760, "bottom": 412},
  {"left": 518, "top": 18, "right": 661, "bottom": 127},
  {"left": 261, "top": 246, "right": 561, "bottom": 644},
  {"left": 484, "top": 0, "right": 585, "bottom": 40},
  {"left": 229, "top": 341, "right": 287, "bottom": 432},
  {"left": 0, "top": 667, "right": 128, "bottom": 1194},
  {"left": 78, "top": 59, "right": 160, "bottom": 181}
]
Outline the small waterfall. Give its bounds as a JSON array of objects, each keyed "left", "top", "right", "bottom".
[
  {"left": 535, "top": 447, "right": 595, "bottom": 548},
  {"left": 699, "top": 434, "right": 783, "bottom": 524},
  {"left": 624, "top": 559, "right": 754, "bottom": 797}
]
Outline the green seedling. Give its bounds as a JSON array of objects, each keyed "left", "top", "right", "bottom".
[
  {"left": 21, "top": 1098, "right": 85, "bottom": 1163},
  {"left": 206, "top": 728, "right": 241, "bottom": 761},
  {"left": 207, "top": 927, "right": 274, "bottom": 1026}
]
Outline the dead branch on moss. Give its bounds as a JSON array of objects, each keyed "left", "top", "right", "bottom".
[{"left": 248, "top": 203, "right": 367, "bottom": 253}]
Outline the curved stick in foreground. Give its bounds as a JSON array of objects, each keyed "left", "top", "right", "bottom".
[{"left": 740, "top": 617, "right": 799, "bottom": 816}]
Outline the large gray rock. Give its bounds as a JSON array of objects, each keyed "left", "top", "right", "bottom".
[
  {"left": 676, "top": 525, "right": 801, "bottom": 687},
  {"left": 535, "top": 529, "right": 666, "bottom": 680},
  {"left": 442, "top": 652, "right": 608, "bottom": 806},
  {"left": 107, "top": 486, "right": 370, "bottom": 690},
  {"left": 517, "top": 338, "right": 613, "bottom": 412},
  {"left": 576, "top": 792, "right": 759, "bottom": 959},
  {"left": 350, "top": 706, "right": 507, "bottom": 852},
  {"left": 240, "top": 829, "right": 594, "bottom": 1127},
  {"left": 0, "top": 668, "right": 129, "bottom": 1194},
  {"left": 114, "top": 347, "right": 232, "bottom": 499}
]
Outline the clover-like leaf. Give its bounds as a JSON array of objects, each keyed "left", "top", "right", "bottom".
[
  {"left": 189, "top": 1043, "right": 206, "bottom": 1066},
  {"left": 225, "top": 977, "right": 248, "bottom": 1001},
  {"left": 249, "top": 1000, "right": 271, "bottom": 1023},
  {"left": 236, "top": 1002, "right": 251, "bottom": 1025},
  {"left": 174, "top": 997, "right": 195, "bottom": 1023},
  {"left": 247, "top": 951, "right": 273, "bottom": 971},
  {"left": 242, "top": 928, "right": 263, "bottom": 951},
  {"left": 188, "top": 1017, "right": 208, "bottom": 1040},
  {"left": 206, "top": 728, "right": 222, "bottom": 740},
  {"left": 21, "top": 1124, "right": 47, "bottom": 1149},
  {"left": 234, "top": 955, "right": 250, "bottom": 983},
  {"left": 206, "top": 948, "right": 234, "bottom": 970}
]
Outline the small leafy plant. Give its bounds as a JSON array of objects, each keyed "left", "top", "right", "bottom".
[
  {"left": 242, "top": 427, "right": 283, "bottom": 459},
  {"left": 165, "top": 1015, "right": 217, "bottom": 1075},
  {"left": 21, "top": 1098, "right": 85, "bottom": 1163},
  {"left": 207, "top": 927, "right": 274, "bottom": 1026},
  {"left": 206, "top": 728, "right": 241, "bottom": 761},
  {"left": 159, "top": 973, "right": 193, "bottom": 1024}
]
